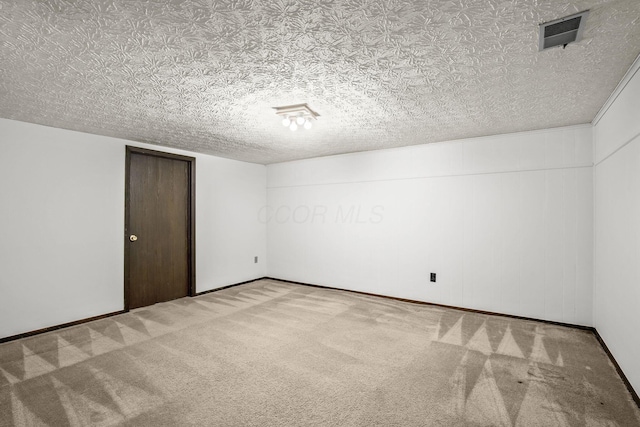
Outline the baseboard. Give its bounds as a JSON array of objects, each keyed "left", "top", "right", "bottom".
[
  {"left": 194, "top": 277, "right": 267, "bottom": 296},
  {"left": 592, "top": 329, "right": 640, "bottom": 408},
  {"left": 265, "top": 276, "right": 639, "bottom": 408},
  {"left": 0, "top": 310, "right": 127, "bottom": 344},
  {"left": 265, "top": 277, "right": 593, "bottom": 330},
  {"left": 0, "top": 277, "right": 267, "bottom": 344}
]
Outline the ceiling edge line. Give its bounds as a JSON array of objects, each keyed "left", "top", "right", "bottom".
[
  {"left": 264, "top": 124, "right": 593, "bottom": 166},
  {"left": 592, "top": 52, "right": 640, "bottom": 126}
]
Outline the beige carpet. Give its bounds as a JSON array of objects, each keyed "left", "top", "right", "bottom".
[{"left": 0, "top": 279, "right": 638, "bottom": 426}]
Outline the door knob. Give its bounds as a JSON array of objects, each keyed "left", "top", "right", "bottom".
[{"left": 129, "top": 235, "right": 138, "bottom": 242}]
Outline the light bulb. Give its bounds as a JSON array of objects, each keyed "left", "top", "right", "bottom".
[
  {"left": 296, "top": 115, "right": 305, "bottom": 125},
  {"left": 282, "top": 117, "right": 291, "bottom": 127},
  {"left": 304, "top": 120, "right": 312, "bottom": 130},
  {"left": 289, "top": 122, "right": 298, "bottom": 131}
]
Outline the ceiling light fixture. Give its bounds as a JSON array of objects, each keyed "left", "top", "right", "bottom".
[{"left": 273, "top": 103, "right": 320, "bottom": 132}]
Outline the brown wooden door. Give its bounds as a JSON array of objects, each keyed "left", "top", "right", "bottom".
[{"left": 125, "top": 147, "right": 195, "bottom": 310}]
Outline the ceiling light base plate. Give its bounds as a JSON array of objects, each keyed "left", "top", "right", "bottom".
[{"left": 273, "top": 103, "right": 320, "bottom": 120}]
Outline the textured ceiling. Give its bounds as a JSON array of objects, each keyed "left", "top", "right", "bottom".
[{"left": 1, "top": 0, "right": 639, "bottom": 164}]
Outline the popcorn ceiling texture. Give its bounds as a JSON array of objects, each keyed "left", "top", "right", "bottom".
[{"left": 0, "top": 0, "right": 639, "bottom": 164}]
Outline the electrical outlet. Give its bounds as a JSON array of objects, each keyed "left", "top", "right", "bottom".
[
  {"left": 254, "top": 256, "right": 258, "bottom": 263},
  {"left": 430, "top": 273, "right": 436, "bottom": 282}
]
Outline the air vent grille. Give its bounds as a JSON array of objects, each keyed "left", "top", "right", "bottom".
[
  {"left": 544, "top": 17, "right": 581, "bottom": 38},
  {"left": 539, "top": 11, "right": 589, "bottom": 51}
]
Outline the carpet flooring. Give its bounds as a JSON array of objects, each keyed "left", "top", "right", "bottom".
[{"left": 0, "top": 279, "right": 639, "bottom": 426}]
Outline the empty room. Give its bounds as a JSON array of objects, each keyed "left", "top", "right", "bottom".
[{"left": 1, "top": 0, "right": 639, "bottom": 425}]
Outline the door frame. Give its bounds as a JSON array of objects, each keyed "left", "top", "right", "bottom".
[{"left": 124, "top": 146, "right": 196, "bottom": 310}]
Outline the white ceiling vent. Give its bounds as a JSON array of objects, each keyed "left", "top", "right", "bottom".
[{"left": 539, "top": 10, "right": 589, "bottom": 51}]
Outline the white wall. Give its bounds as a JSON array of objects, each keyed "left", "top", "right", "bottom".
[
  {"left": 0, "top": 118, "right": 266, "bottom": 339},
  {"left": 267, "top": 125, "right": 594, "bottom": 326},
  {"left": 593, "top": 57, "right": 640, "bottom": 393},
  {"left": 197, "top": 154, "right": 267, "bottom": 289}
]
